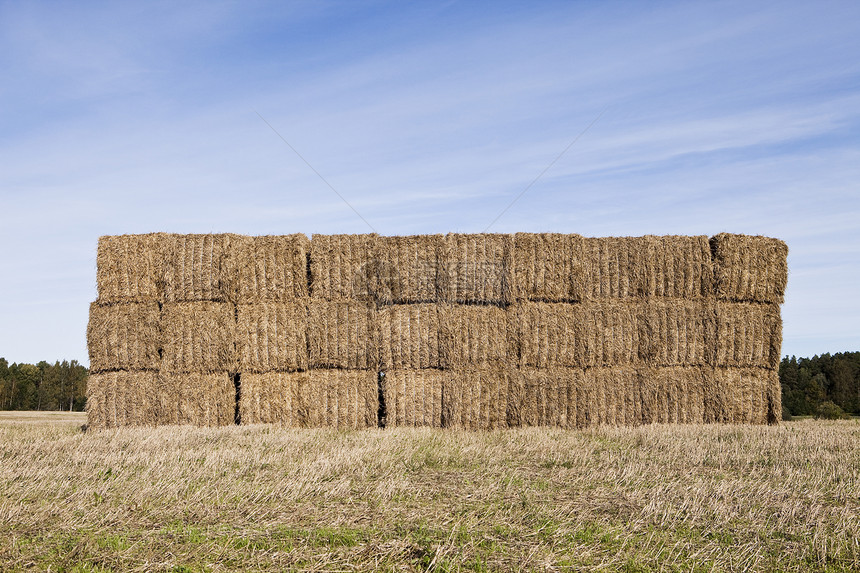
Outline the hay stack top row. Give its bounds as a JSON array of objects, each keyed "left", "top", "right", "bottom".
[{"left": 96, "top": 233, "right": 787, "bottom": 305}]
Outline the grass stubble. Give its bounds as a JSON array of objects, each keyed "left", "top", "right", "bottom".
[{"left": 0, "top": 414, "right": 858, "bottom": 572}]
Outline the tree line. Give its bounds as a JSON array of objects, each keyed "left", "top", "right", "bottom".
[
  {"left": 780, "top": 352, "right": 860, "bottom": 417},
  {"left": 0, "top": 358, "right": 88, "bottom": 411}
]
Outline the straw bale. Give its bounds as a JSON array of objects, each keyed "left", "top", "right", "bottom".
[
  {"left": 705, "top": 367, "right": 776, "bottom": 424},
  {"left": 308, "top": 300, "right": 378, "bottom": 369},
  {"left": 300, "top": 369, "right": 378, "bottom": 429},
  {"left": 378, "top": 304, "right": 442, "bottom": 369},
  {"left": 310, "top": 234, "right": 379, "bottom": 301},
  {"left": 507, "top": 368, "right": 581, "bottom": 428},
  {"left": 712, "top": 302, "right": 782, "bottom": 369},
  {"left": 236, "top": 302, "right": 308, "bottom": 373},
  {"left": 440, "top": 304, "right": 509, "bottom": 369},
  {"left": 382, "top": 369, "right": 446, "bottom": 427},
  {"left": 160, "top": 371, "right": 235, "bottom": 426},
  {"left": 164, "top": 233, "right": 241, "bottom": 302},
  {"left": 582, "top": 237, "right": 650, "bottom": 300},
  {"left": 642, "top": 235, "right": 714, "bottom": 298},
  {"left": 85, "top": 370, "right": 163, "bottom": 429},
  {"left": 637, "top": 367, "right": 705, "bottom": 425},
  {"left": 590, "top": 367, "right": 640, "bottom": 426},
  {"left": 239, "top": 371, "right": 304, "bottom": 426},
  {"left": 510, "top": 302, "right": 586, "bottom": 368},
  {"left": 441, "top": 367, "right": 508, "bottom": 430},
  {"left": 374, "top": 235, "right": 444, "bottom": 303},
  {"left": 232, "top": 234, "right": 310, "bottom": 303},
  {"left": 161, "top": 302, "right": 237, "bottom": 372},
  {"left": 711, "top": 233, "right": 788, "bottom": 303},
  {"left": 580, "top": 302, "right": 639, "bottom": 367},
  {"left": 96, "top": 233, "right": 170, "bottom": 303},
  {"left": 441, "top": 233, "right": 513, "bottom": 304},
  {"left": 637, "top": 300, "right": 712, "bottom": 367},
  {"left": 87, "top": 302, "right": 161, "bottom": 372},
  {"left": 513, "top": 233, "right": 585, "bottom": 302}
]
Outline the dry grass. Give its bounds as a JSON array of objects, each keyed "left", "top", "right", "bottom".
[{"left": 1, "top": 415, "right": 857, "bottom": 572}]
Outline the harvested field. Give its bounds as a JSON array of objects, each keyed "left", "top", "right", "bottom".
[
  {"left": 381, "top": 369, "right": 446, "bottom": 427},
  {"left": 236, "top": 302, "right": 308, "bottom": 373},
  {"left": 232, "top": 234, "right": 310, "bottom": 302},
  {"left": 442, "top": 233, "right": 513, "bottom": 304},
  {"left": 711, "top": 233, "right": 789, "bottom": 303},
  {"left": 96, "top": 233, "right": 169, "bottom": 303},
  {"left": 440, "top": 304, "right": 509, "bottom": 368},
  {"left": 87, "top": 301, "right": 161, "bottom": 372},
  {"left": 377, "top": 303, "right": 442, "bottom": 369},
  {"left": 160, "top": 302, "right": 236, "bottom": 373},
  {"left": 308, "top": 300, "right": 377, "bottom": 369}
]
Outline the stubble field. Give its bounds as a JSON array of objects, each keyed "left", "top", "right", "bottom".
[{"left": 1, "top": 412, "right": 858, "bottom": 572}]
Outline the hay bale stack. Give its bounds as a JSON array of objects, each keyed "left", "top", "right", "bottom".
[
  {"left": 507, "top": 368, "right": 579, "bottom": 428},
  {"left": 511, "top": 302, "right": 586, "bottom": 368},
  {"left": 308, "top": 300, "right": 378, "bottom": 369},
  {"left": 442, "top": 233, "right": 513, "bottom": 304},
  {"left": 239, "top": 371, "right": 304, "bottom": 426},
  {"left": 86, "top": 370, "right": 163, "bottom": 429},
  {"left": 300, "top": 369, "right": 378, "bottom": 429},
  {"left": 440, "top": 304, "right": 509, "bottom": 368},
  {"left": 374, "top": 235, "right": 444, "bottom": 303},
  {"left": 712, "top": 302, "right": 782, "bottom": 369},
  {"left": 587, "top": 367, "right": 640, "bottom": 426},
  {"left": 637, "top": 300, "right": 713, "bottom": 367},
  {"left": 580, "top": 302, "right": 639, "bottom": 367},
  {"left": 582, "top": 236, "right": 650, "bottom": 299},
  {"left": 87, "top": 302, "right": 161, "bottom": 372},
  {"left": 382, "top": 369, "right": 446, "bottom": 427},
  {"left": 161, "top": 302, "right": 236, "bottom": 372},
  {"left": 704, "top": 367, "right": 780, "bottom": 425},
  {"left": 164, "top": 233, "right": 239, "bottom": 302},
  {"left": 637, "top": 367, "right": 706, "bottom": 425},
  {"left": 513, "top": 233, "right": 585, "bottom": 302},
  {"left": 310, "top": 234, "right": 379, "bottom": 301},
  {"left": 236, "top": 303, "right": 309, "bottom": 373},
  {"left": 378, "top": 304, "right": 442, "bottom": 369},
  {"left": 441, "top": 367, "right": 508, "bottom": 430},
  {"left": 160, "top": 372, "right": 236, "bottom": 426},
  {"left": 643, "top": 235, "right": 714, "bottom": 298},
  {"left": 96, "top": 233, "right": 170, "bottom": 303},
  {"left": 232, "top": 234, "right": 310, "bottom": 302},
  {"left": 711, "top": 233, "right": 788, "bottom": 303}
]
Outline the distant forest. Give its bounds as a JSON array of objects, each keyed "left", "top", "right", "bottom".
[{"left": 2, "top": 353, "right": 858, "bottom": 417}]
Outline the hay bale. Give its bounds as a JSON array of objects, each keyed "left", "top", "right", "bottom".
[
  {"left": 87, "top": 302, "right": 161, "bottom": 372},
  {"left": 637, "top": 367, "right": 706, "bottom": 425},
  {"left": 239, "top": 371, "right": 304, "bottom": 426},
  {"left": 382, "top": 369, "right": 446, "bottom": 427},
  {"left": 374, "top": 235, "right": 444, "bottom": 303},
  {"left": 308, "top": 300, "right": 378, "bottom": 369},
  {"left": 164, "top": 234, "right": 240, "bottom": 303},
  {"left": 641, "top": 235, "right": 714, "bottom": 299},
  {"left": 300, "top": 369, "right": 378, "bottom": 429},
  {"left": 310, "top": 234, "right": 379, "bottom": 301},
  {"left": 441, "top": 367, "right": 508, "bottom": 430},
  {"left": 711, "top": 233, "right": 788, "bottom": 303},
  {"left": 441, "top": 234, "right": 513, "bottom": 304},
  {"left": 160, "top": 371, "right": 235, "bottom": 426},
  {"left": 580, "top": 302, "right": 639, "bottom": 367},
  {"left": 581, "top": 236, "right": 650, "bottom": 300},
  {"left": 510, "top": 302, "right": 586, "bottom": 368},
  {"left": 161, "top": 302, "right": 237, "bottom": 372},
  {"left": 378, "top": 304, "right": 442, "bottom": 369},
  {"left": 637, "top": 300, "right": 712, "bottom": 367},
  {"left": 512, "top": 233, "right": 585, "bottom": 302},
  {"left": 96, "top": 233, "right": 170, "bottom": 304},
  {"left": 507, "top": 368, "right": 580, "bottom": 428},
  {"left": 85, "top": 370, "right": 163, "bottom": 429},
  {"left": 440, "top": 304, "right": 509, "bottom": 368},
  {"left": 705, "top": 367, "right": 776, "bottom": 425},
  {"left": 236, "top": 302, "right": 309, "bottom": 373},
  {"left": 232, "top": 234, "right": 310, "bottom": 303},
  {"left": 712, "top": 302, "right": 782, "bottom": 369}
]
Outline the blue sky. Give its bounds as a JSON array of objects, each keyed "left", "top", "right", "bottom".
[{"left": 1, "top": 0, "right": 858, "bottom": 365}]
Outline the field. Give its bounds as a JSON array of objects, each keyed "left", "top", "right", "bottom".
[{"left": 1, "top": 413, "right": 858, "bottom": 572}]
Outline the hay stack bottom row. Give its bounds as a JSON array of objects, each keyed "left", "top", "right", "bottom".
[{"left": 87, "top": 232, "right": 787, "bottom": 429}]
